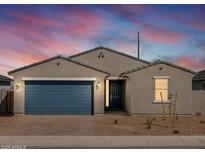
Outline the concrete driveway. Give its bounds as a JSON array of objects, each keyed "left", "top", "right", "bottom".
[{"left": 0, "top": 114, "right": 205, "bottom": 136}]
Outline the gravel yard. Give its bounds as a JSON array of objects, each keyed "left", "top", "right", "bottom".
[{"left": 0, "top": 114, "right": 205, "bottom": 136}]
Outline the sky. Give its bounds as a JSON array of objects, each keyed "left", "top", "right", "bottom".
[{"left": 0, "top": 4, "right": 205, "bottom": 76}]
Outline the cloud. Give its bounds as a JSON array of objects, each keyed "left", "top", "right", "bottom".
[
  {"left": 161, "top": 10, "right": 205, "bottom": 32},
  {"left": 190, "top": 22, "right": 205, "bottom": 32},
  {"left": 108, "top": 5, "right": 187, "bottom": 45},
  {"left": 142, "top": 24, "right": 186, "bottom": 45},
  {"left": 11, "top": 9, "right": 109, "bottom": 39},
  {"left": 0, "top": 9, "right": 112, "bottom": 74},
  {"left": 61, "top": 10, "right": 109, "bottom": 38},
  {"left": 108, "top": 5, "right": 147, "bottom": 26},
  {"left": 9, "top": 11, "right": 61, "bottom": 28},
  {"left": 174, "top": 56, "right": 205, "bottom": 71}
]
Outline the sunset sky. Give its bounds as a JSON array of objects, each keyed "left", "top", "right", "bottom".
[{"left": 0, "top": 4, "right": 205, "bottom": 76}]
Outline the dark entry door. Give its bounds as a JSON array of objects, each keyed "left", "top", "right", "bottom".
[{"left": 109, "top": 80, "right": 123, "bottom": 110}]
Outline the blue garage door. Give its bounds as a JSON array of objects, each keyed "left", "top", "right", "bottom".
[{"left": 25, "top": 81, "right": 93, "bottom": 115}]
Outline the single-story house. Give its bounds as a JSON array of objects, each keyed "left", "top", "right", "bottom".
[
  {"left": 0, "top": 75, "right": 13, "bottom": 90},
  {"left": 8, "top": 46, "right": 198, "bottom": 115}
]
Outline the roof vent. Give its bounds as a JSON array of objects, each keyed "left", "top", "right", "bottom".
[{"left": 98, "top": 52, "right": 104, "bottom": 59}]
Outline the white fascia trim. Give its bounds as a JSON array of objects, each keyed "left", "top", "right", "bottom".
[
  {"left": 21, "top": 77, "right": 97, "bottom": 81},
  {"left": 153, "top": 100, "right": 170, "bottom": 103},
  {"left": 153, "top": 76, "right": 171, "bottom": 79},
  {"left": 106, "top": 76, "right": 126, "bottom": 80}
]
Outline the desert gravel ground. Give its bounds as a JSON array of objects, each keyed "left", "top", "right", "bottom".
[{"left": 0, "top": 114, "right": 204, "bottom": 136}]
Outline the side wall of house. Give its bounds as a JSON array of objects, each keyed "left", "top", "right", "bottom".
[
  {"left": 71, "top": 48, "right": 148, "bottom": 76},
  {"left": 124, "top": 78, "right": 132, "bottom": 114},
  {"left": 127, "top": 64, "right": 195, "bottom": 115},
  {"left": 10, "top": 58, "right": 107, "bottom": 114}
]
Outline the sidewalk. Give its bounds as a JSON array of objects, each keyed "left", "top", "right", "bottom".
[{"left": 0, "top": 136, "right": 205, "bottom": 148}]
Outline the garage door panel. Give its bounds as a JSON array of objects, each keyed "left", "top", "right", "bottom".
[
  {"left": 25, "top": 81, "right": 93, "bottom": 115},
  {"left": 26, "top": 101, "right": 92, "bottom": 107},
  {"left": 25, "top": 111, "right": 91, "bottom": 115},
  {"left": 26, "top": 86, "right": 92, "bottom": 92},
  {"left": 27, "top": 107, "right": 89, "bottom": 115}
]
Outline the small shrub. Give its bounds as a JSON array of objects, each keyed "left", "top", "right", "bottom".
[
  {"left": 146, "top": 124, "right": 152, "bottom": 129},
  {"left": 196, "top": 112, "right": 201, "bottom": 116},
  {"left": 199, "top": 120, "right": 205, "bottom": 124},
  {"left": 173, "top": 129, "right": 180, "bottom": 134},
  {"left": 114, "top": 119, "right": 118, "bottom": 124},
  {"left": 161, "top": 116, "right": 167, "bottom": 121},
  {"left": 145, "top": 118, "right": 152, "bottom": 129},
  {"left": 132, "top": 129, "right": 138, "bottom": 135},
  {"left": 152, "top": 117, "right": 157, "bottom": 121}
]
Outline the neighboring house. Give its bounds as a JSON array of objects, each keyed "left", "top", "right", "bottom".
[
  {"left": 192, "top": 70, "right": 205, "bottom": 115},
  {"left": 8, "top": 46, "right": 198, "bottom": 115},
  {"left": 0, "top": 75, "right": 13, "bottom": 114},
  {"left": 192, "top": 70, "right": 205, "bottom": 90},
  {"left": 0, "top": 75, "right": 13, "bottom": 90}
]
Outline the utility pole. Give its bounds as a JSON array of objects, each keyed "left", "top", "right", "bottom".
[{"left": 137, "top": 32, "right": 140, "bottom": 59}]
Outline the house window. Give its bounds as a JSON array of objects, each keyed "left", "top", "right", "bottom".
[{"left": 154, "top": 78, "right": 169, "bottom": 102}]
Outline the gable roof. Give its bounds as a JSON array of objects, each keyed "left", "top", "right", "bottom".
[
  {"left": 193, "top": 70, "right": 205, "bottom": 80},
  {"left": 0, "top": 75, "right": 13, "bottom": 81},
  {"left": 8, "top": 55, "right": 110, "bottom": 75},
  {"left": 69, "top": 46, "right": 151, "bottom": 64},
  {"left": 121, "top": 60, "right": 197, "bottom": 76}
]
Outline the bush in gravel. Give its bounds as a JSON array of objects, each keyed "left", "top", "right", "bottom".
[
  {"left": 199, "top": 120, "right": 205, "bottom": 124},
  {"left": 175, "top": 116, "right": 178, "bottom": 121},
  {"left": 173, "top": 129, "right": 180, "bottom": 134},
  {"left": 145, "top": 118, "right": 152, "bottom": 129},
  {"left": 152, "top": 117, "right": 157, "bottom": 121},
  {"left": 114, "top": 119, "right": 118, "bottom": 124},
  {"left": 196, "top": 112, "right": 201, "bottom": 116}
]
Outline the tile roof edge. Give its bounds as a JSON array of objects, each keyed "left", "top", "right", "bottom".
[{"left": 8, "top": 55, "right": 110, "bottom": 75}]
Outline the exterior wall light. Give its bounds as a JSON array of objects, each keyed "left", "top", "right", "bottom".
[
  {"left": 96, "top": 81, "right": 100, "bottom": 89},
  {"left": 16, "top": 81, "right": 21, "bottom": 91}
]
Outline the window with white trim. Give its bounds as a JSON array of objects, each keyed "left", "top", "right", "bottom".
[{"left": 154, "top": 78, "right": 169, "bottom": 102}]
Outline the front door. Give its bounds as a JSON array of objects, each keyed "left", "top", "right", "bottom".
[{"left": 109, "top": 80, "right": 123, "bottom": 110}]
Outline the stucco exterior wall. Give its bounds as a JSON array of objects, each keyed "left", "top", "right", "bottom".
[
  {"left": 192, "top": 91, "right": 205, "bottom": 115},
  {"left": 71, "top": 48, "right": 148, "bottom": 76},
  {"left": 10, "top": 58, "right": 107, "bottom": 114},
  {"left": 126, "top": 64, "right": 195, "bottom": 115},
  {"left": 124, "top": 78, "right": 131, "bottom": 114}
]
